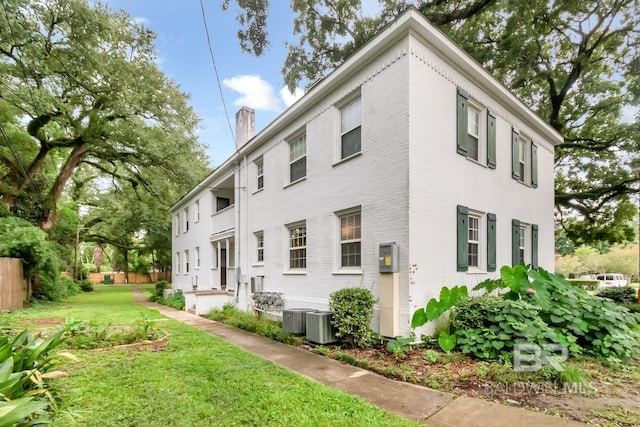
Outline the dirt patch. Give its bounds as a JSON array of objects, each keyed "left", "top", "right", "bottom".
[
  {"left": 316, "top": 345, "right": 640, "bottom": 426},
  {"left": 92, "top": 332, "right": 170, "bottom": 353},
  {"left": 30, "top": 318, "right": 65, "bottom": 325}
]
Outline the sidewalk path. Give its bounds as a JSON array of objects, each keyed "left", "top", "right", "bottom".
[{"left": 133, "top": 290, "right": 585, "bottom": 427}]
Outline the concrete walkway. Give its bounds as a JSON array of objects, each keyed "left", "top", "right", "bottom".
[{"left": 133, "top": 290, "right": 586, "bottom": 427}]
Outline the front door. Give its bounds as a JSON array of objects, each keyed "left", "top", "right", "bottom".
[{"left": 220, "top": 249, "right": 227, "bottom": 290}]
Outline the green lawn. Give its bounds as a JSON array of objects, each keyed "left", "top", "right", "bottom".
[{"left": 4, "top": 286, "right": 417, "bottom": 427}]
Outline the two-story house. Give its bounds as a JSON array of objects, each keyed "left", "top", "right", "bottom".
[{"left": 169, "top": 7, "right": 562, "bottom": 337}]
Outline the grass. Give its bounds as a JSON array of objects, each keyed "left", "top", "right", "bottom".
[{"left": 5, "top": 286, "right": 418, "bottom": 427}]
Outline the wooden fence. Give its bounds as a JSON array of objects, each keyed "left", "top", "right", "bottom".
[
  {"left": 87, "top": 271, "right": 171, "bottom": 284},
  {"left": 0, "top": 258, "right": 24, "bottom": 310}
]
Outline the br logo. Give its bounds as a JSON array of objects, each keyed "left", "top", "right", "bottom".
[{"left": 513, "top": 343, "right": 568, "bottom": 372}]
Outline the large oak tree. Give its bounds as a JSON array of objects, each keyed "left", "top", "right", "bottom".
[{"left": 0, "top": 0, "right": 209, "bottom": 230}]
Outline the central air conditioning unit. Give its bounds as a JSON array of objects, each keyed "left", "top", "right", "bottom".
[
  {"left": 306, "top": 311, "right": 338, "bottom": 344},
  {"left": 282, "top": 308, "right": 316, "bottom": 335}
]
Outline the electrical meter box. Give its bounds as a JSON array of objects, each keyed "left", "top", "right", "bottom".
[{"left": 379, "top": 242, "right": 399, "bottom": 273}]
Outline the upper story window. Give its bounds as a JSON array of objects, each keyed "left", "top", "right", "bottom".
[
  {"left": 340, "top": 97, "right": 361, "bottom": 159},
  {"left": 288, "top": 222, "right": 306, "bottom": 269},
  {"left": 195, "top": 247, "right": 200, "bottom": 269},
  {"left": 289, "top": 134, "right": 306, "bottom": 183},
  {"left": 256, "top": 157, "right": 264, "bottom": 190},
  {"left": 174, "top": 215, "right": 179, "bottom": 236},
  {"left": 184, "top": 207, "right": 189, "bottom": 232},
  {"left": 195, "top": 200, "right": 200, "bottom": 223},
  {"left": 456, "top": 87, "right": 496, "bottom": 169},
  {"left": 339, "top": 209, "right": 361, "bottom": 268},
  {"left": 216, "top": 197, "right": 230, "bottom": 211},
  {"left": 511, "top": 129, "right": 538, "bottom": 188},
  {"left": 175, "top": 252, "right": 180, "bottom": 273},
  {"left": 184, "top": 249, "right": 190, "bottom": 273}
]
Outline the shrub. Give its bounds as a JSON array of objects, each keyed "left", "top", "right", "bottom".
[
  {"left": 455, "top": 298, "right": 558, "bottom": 360},
  {"left": 474, "top": 265, "right": 640, "bottom": 363},
  {"left": 149, "top": 280, "right": 170, "bottom": 302},
  {"left": 38, "top": 273, "right": 79, "bottom": 301},
  {"left": 329, "top": 287, "right": 376, "bottom": 348},
  {"left": 78, "top": 279, "right": 94, "bottom": 292},
  {"left": 566, "top": 279, "right": 600, "bottom": 291},
  {"left": 597, "top": 286, "right": 637, "bottom": 303},
  {"left": 450, "top": 294, "right": 501, "bottom": 331},
  {"left": 162, "top": 291, "right": 185, "bottom": 310}
]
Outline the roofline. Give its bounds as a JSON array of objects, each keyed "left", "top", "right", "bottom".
[{"left": 170, "top": 7, "right": 562, "bottom": 212}]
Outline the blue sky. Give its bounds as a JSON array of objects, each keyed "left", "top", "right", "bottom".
[{"left": 105, "top": 0, "right": 302, "bottom": 166}]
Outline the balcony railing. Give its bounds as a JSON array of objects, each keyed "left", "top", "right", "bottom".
[{"left": 211, "top": 205, "right": 234, "bottom": 235}]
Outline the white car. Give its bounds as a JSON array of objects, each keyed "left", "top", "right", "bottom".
[{"left": 596, "top": 273, "right": 627, "bottom": 288}]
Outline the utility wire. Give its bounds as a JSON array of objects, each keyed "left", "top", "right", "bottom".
[{"left": 198, "top": 0, "right": 235, "bottom": 144}]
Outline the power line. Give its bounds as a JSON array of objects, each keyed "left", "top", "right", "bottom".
[{"left": 198, "top": 0, "right": 235, "bottom": 144}]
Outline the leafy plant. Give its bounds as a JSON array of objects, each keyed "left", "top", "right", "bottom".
[
  {"left": 160, "top": 290, "right": 185, "bottom": 310},
  {"left": 411, "top": 285, "right": 468, "bottom": 328},
  {"left": 149, "top": 280, "right": 170, "bottom": 302},
  {"left": 450, "top": 294, "right": 501, "bottom": 331},
  {"left": 422, "top": 349, "right": 440, "bottom": 363},
  {"left": 597, "top": 286, "right": 637, "bottom": 303},
  {"left": 329, "top": 287, "right": 376, "bottom": 348},
  {"left": 386, "top": 336, "right": 413, "bottom": 358},
  {"left": 78, "top": 279, "right": 94, "bottom": 292},
  {"left": 437, "top": 331, "right": 456, "bottom": 353}
]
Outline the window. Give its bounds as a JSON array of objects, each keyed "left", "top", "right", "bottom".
[
  {"left": 176, "top": 252, "right": 180, "bottom": 274},
  {"left": 467, "top": 104, "right": 480, "bottom": 161},
  {"left": 512, "top": 129, "right": 538, "bottom": 187},
  {"left": 340, "top": 97, "right": 361, "bottom": 159},
  {"left": 519, "top": 226, "right": 526, "bottom": 264},
  {"left": 256, "top": 157, "right": 264, "bottom": 190},
  {"left": 288, "top": 222, "right": 306, "bottom": 269},
  {"left": 456, "top": 88, "right": 496, "bottom": 168},
  {"left": 195, "top": 247, "right": 200, "bottom": 269},
  {"left": 339, "top": 210, "right": 361, "bottom": 268},
  {"left": 184, "top": 208, "right": 189, "bottom": 232},
  {"left": 468, "top": 215, "right": 480, "bottom": 267},
  {"left": 174, "top": 215, "right": 179, "bottom": 236},
  {"left": 184, "top": 250, "right": 189, "bottom": 273},
  {"left": 256, "top": 232, "right": 264, "bottom": 263},
  {"left": 195, "top": 200, "right": 200, "bottom": 222},
  {"left": 512, "top": 220, "right": 538, "bottom": 267},
  {"left": 457, "top": 206, "right": 496, "bottom": 272},
  {"left": 289, "top": 134, "right": 306, "bottom": 183},
  {"left": 216, "top": 197, "right": 230, "bottom": 211}
]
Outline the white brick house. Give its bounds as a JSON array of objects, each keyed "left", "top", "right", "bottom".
[{"left": 169, "top": 7, "right": 562, "bottom": 337}]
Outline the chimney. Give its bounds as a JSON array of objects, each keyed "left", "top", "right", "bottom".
[{"left": 235, "top": 106, "right": 255, "bottom": 149}]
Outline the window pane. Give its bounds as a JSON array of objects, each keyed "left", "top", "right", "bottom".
[
  {"left": 467, "top": 135, "right": 479, "bottom": 160},
  {"left": 290, "top": 157, "right": 306, "bottom": 182},
  {"left": 341, "top": 98, "right": 361, "bottom": 133},
  {"left": 257, "top": 175, "right": 263, "bottom": 189},
  {"left": 341, "top": 242, "right": 361, "bottom": 267},
  {"left": 290, "top": 249, "right": 306, "bottom": 269},
  {"left": 341, "top": 126, "right": 361, "bottom": 159},
  {"left": 217, "top": 197, "right": 230, "bottom": 211},
  {"left": 468, "top": 242, "right": 478, "bottom": 267},
  {"left": 290, "top": 135, "right": 306, "bottom": 162}
]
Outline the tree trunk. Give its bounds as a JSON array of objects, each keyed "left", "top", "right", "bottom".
[
  {"left": 41, "top": 145, "right": 89, "bottom": 230},
  {"left": 123, "top": 248, "right": 129, "bottom": 284}
]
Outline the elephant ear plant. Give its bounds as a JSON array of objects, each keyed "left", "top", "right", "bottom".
[
  {"left": 0, "top": 329, "right": 65, "bottom": 426},
  {"left": 411, "top": 285, "right": 468, "bottom": 353}
]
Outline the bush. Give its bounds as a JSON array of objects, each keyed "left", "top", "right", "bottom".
[
  {"left": 162, "top": 291, "right": 185, "bottom": 310},
  {"left": 474, "top": 265, "right": 640, "bottom": 363},
  {"left": 566, "top": 278, "right": 600, "bottom": 291},
  {"left": 78, "top": 279, "right": 94, "bottom": 292},
  {"left": 37, "top": 273, "right": 79, "bottom": 301},
  {"left": 450, "top": 294, "right": 501, "bottom": 331},
  {"left": 455, "top": 298, "right": 558, "bottom": 360},
  {"left": 329, "top": 287, "right": 376, "bottom": 348},
  {"left": 150, "top": 280, "right": 170, "bottom": 302},
  {"left": 597, "top": 286, "right": 637, "bottom": 303}
]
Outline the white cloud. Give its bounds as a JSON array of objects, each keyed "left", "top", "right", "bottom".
[
  {"left": 223, "top": 75, "right": 281, "bottom": 112},
  {"left": 133, "top": 16, "right": 149, "bottom": 26},
  {"left": 280, "top": 86, "right": 304, "bottom": 107}
]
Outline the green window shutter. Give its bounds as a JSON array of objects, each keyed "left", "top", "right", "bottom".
[
  {"left": 511, "top": 128, "right": 520, "bottom": 180},
  {"left": 531, "top": 143, "right": 538, "bottom": 188},
  {"left": 487, "top": 111, "right": 496, "bottom": 169},
  {"left": 456, "top": 88, "right": 468, "bottom": 156},
  {"left": 457, "top": 205, "right": 469, "bottom": 271},
  {"left": 531, "top": 224, "right": 539, "bottom": 268},
  {"left": 487, "top": 213, "right": 497, "bottom": 272},
  {"left": 511, "top": 219, "right": 520, "bottom": 266}
]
